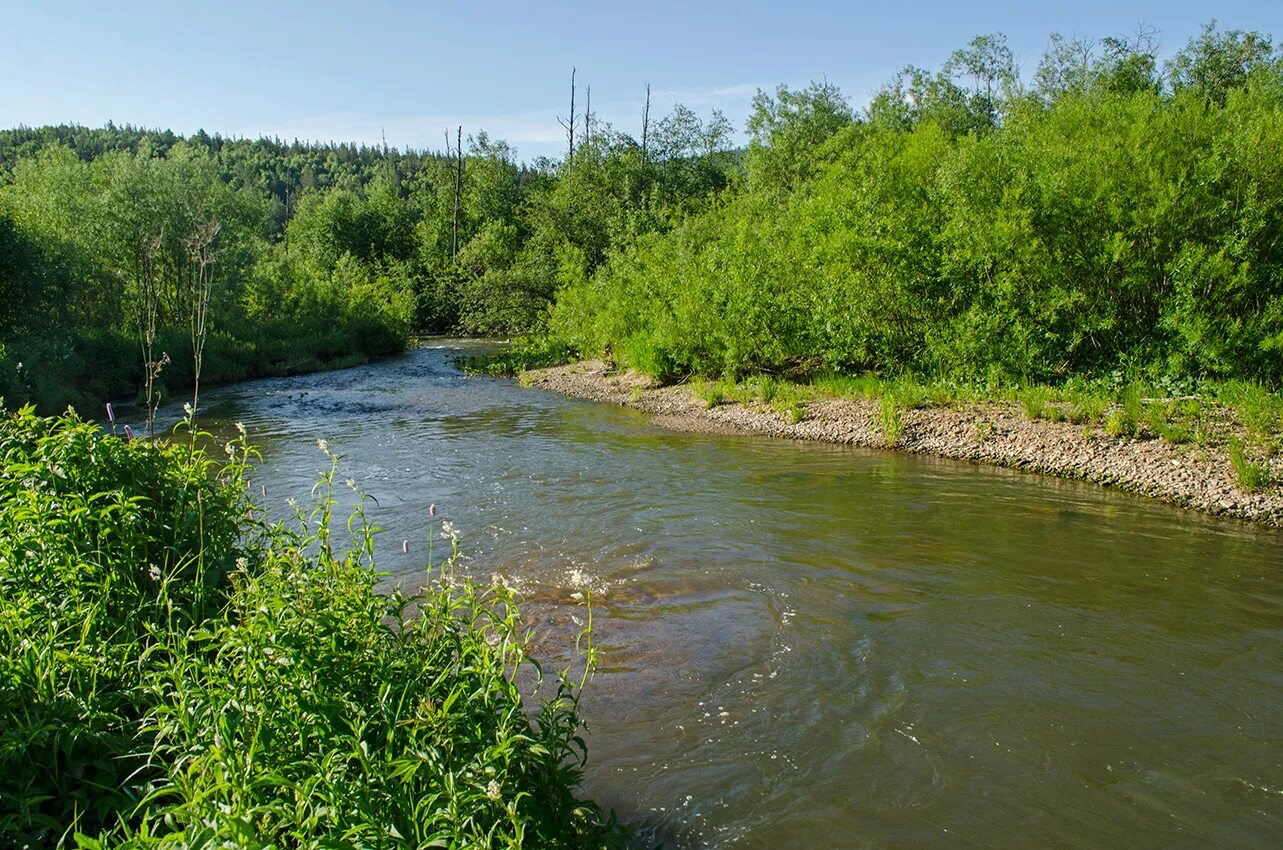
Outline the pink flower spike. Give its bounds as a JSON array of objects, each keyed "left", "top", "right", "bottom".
[
  {"left": 428, "top": 503, "right": 437, "bottom": 517},
  {"left": 105, "top": 402, "right": 115, "bottom": 423},
  {"left": 402, "top": 540, "right": 409, "bottom": 554},
  {"left": 123, "top": 425, "right": 135, "bottom": 441}
]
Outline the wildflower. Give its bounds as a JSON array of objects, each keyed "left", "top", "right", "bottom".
[
  {"left": 485, "top": 779, "right": 501, "bottom": 801},
  {"left": 402, "top": 540, "right": 409, "bottom": 554},
  {"left": 183, "top": 402, "right": 193, "bottom": 417},
  {"left": 317, "top": 438, "right": 329, "bottom": 454},
  {"left": 428, "top": 503, "right": 437, "bottom": 517},
  {"left": 344, "top": 478, "right": 357, "bottom": 491},
  {"left": 225, "top": 441, "right": 236, "bottom": 457},
  {"left": 235, "top": 421, "right": 246, "bottom": 435},
  {"left": 123, "top": 425, "right": 135, "bottom": 441},
  {"left": 105, "top": 402, "right": 115, "bottom": 423},
  {"left": 260, "top": 484, "right": 267, "bottom": 498},
  {"left": 148, "top": 563, "right": 161, "bottom": 582},
  {"left": 440, "top": 520, "right": 460, "bottom": 544},
  {"left": 235, "top": 556, "right": 248, "bottom": 570}
]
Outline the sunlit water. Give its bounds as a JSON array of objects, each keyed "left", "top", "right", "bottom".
[{"left": 143, "top": 342, "right": 1283, "bottom": 848}]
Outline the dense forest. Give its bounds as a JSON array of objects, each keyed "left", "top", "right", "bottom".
[
  {"left": 553, "top": 23, "right": 1283, "bottom": 388},
  {"left": 1, "top": 21, "right": 1281, "bottom": 416},
  {"left": 0, "top": 99, "right": 738, "bottom": 411}
]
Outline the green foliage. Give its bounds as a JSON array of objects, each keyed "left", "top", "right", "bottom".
[
  {"left": 0, "top": 410, "right": 621, "bottom": 848},
  {"left": 746, "top": 81, "right": 853, "bottom": 192},
  {"left": 456, "top": 337, "right": 577, "bottom": 377},
  {"left": 1228, "top": 436, "right": 1274, "bottom": 490},
  {"left": 879, "top": 396, "right": 905, "bottom": 446},
  {"left": 1166, "top": 21, "right": 1280, "bottom": 105},
  {"left": 552, "top": 23, "right": 1283, "bottom": 395},
  {"left": 1020, "top": 386, "right": 1052, "bottom": 421},
  {"left": 0, "top": 408, "right": 254, "bottom": 843}
]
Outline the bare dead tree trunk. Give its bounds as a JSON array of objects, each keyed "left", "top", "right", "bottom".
[
  {"left": 585, "top": 84, "right": 592, "bottom": 145},
  {"left": 452, "top": 125, "right": 462, "bottom": 261},
  {"left": 641, "top": 82, "right": 651, "bottom": 164},
  {"left": 557, "top": 67, "right": 577, "bottom": 161}
]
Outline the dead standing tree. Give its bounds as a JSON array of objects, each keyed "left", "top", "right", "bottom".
[
  {"left": 444, "top": 126, "right": 463, "bottom": 261},
  {"left": 557, "top": 68, "right": 577, "bottom": 160},
  {"left": 641, "top": 82, "right": 652, "bottom": 164},
  {"left": 454, "top": 125, "right": 463, "bottom": 260}
]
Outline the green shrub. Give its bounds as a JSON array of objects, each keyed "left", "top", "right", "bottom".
[
  {"left": 0, "top": 408, "right": 252, "bottom": 843},
  {"left": 0, "top": 410, "right": 620, "bottom": 848}
]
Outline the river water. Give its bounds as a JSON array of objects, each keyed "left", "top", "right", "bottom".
[{"left": 152, "top": 342, "right": 1283, "bottom": 848}]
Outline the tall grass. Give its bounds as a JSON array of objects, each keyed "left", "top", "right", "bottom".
[{"left": 0, "top": 408, "right": 621, "bottom": 848}]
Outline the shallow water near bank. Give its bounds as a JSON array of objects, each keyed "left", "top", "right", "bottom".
[{"left": 148, "top": 342, "right": 1283, "bottom": 848}]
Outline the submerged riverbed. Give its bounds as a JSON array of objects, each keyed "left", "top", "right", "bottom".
[{"left": 151, "top": 342, "right": 1283, "bottom": 848}]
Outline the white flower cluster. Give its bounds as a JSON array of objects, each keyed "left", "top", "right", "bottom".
[{"left": 440, "top": 520, "right": 460, "bottom": 544}]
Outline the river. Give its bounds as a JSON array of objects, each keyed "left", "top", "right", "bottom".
[{"left": 151, "top": 341, "right": 1283, "bottom": 848}]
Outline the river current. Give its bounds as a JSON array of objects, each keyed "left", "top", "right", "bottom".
[{"left": 149, "top": 342, "right": 1283, "bottom": 848}]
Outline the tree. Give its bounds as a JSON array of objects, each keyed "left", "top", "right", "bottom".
[
  {"left": 1166, "top": 21, "right": 1279, "bottom": 104},
  {"left": 745, "top": 81, "right": 853, "bottom": 192},
  {"left": 943, "top": 33, "right": 1018, "bottom": 125}
]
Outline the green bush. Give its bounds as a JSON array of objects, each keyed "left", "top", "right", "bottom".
[
  {"left": 0, "top": 410, "right": 620, "bottom": 848},
  {"left": 550, "top": 64, "right": 1283, "bottom": 392}
]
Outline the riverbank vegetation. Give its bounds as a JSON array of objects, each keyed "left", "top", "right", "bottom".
[
  {"left": 8, "top": 22, "right": 1279, "bottom": 442},
  {"left": 0, "top": 95, "right": 737, "bottom": 412},
  {"left": 540, "top": 22, "right": 1283, "bottom": 489},
  {"left": 0, "top": 407, "right": 621, "bottom": 848},
  {"left": 553, "top": 24, "right": 1283, "bottom": 387}
]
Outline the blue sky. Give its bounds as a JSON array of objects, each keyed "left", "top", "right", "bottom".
[{"left": 2, "top": 1, "right": 1280, "bottom": 161}]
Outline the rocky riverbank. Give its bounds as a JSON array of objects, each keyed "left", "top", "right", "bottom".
[{"left": 524, "top": 360, "right": 1283, "bottom": 528}]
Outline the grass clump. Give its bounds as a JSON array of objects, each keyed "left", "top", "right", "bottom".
[
  {"left": 1229, "top": 436, "right": 1274, "bottom": 492},
  {"left": 0, "top": 408, "right": 620, "bottom": 849},
  {"left": 694, "top": 377, "right": 729, "bottom": 408},
  {"left": 1020, "top": 386, "right": 1052, "bottom": 421},
  {"left": 879, "top": 396, "right": 905, "bottom": 446},
  {"left": 1220, "top": 381, "right": 1283, "bottom": 442}
]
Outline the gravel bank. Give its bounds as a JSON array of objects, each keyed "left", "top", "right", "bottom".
[{"left": 524, "top": 360, "right": 1283, "bottom": 528}]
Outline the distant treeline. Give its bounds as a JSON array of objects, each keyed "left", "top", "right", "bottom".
[
  {"left": 553, "top": 22, "right": 1283, "bottom": 387},
  {"left": 0, "top": 99, "right": 740, "bottom": 410}
]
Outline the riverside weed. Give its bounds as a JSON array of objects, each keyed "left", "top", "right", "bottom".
[
  {"left": 879, "top": 396, "right": 905, "bottom": 446},
  {"left": 1020, "top": 386, "right": 1052, "bottom": 421},
  {"left": 0, "top": 408, "right": 622, "bottom": 849},
  {"left": 1229, "top": 437, "right": 1273, "bottom": 491}
]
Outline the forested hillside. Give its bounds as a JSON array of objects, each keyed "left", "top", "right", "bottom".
[
  {"left": 0, "top": 103, "right": 738, "bottom": 411},
  {"left": 553, "top": 23, "right": 1283, "bottom": 388}
]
